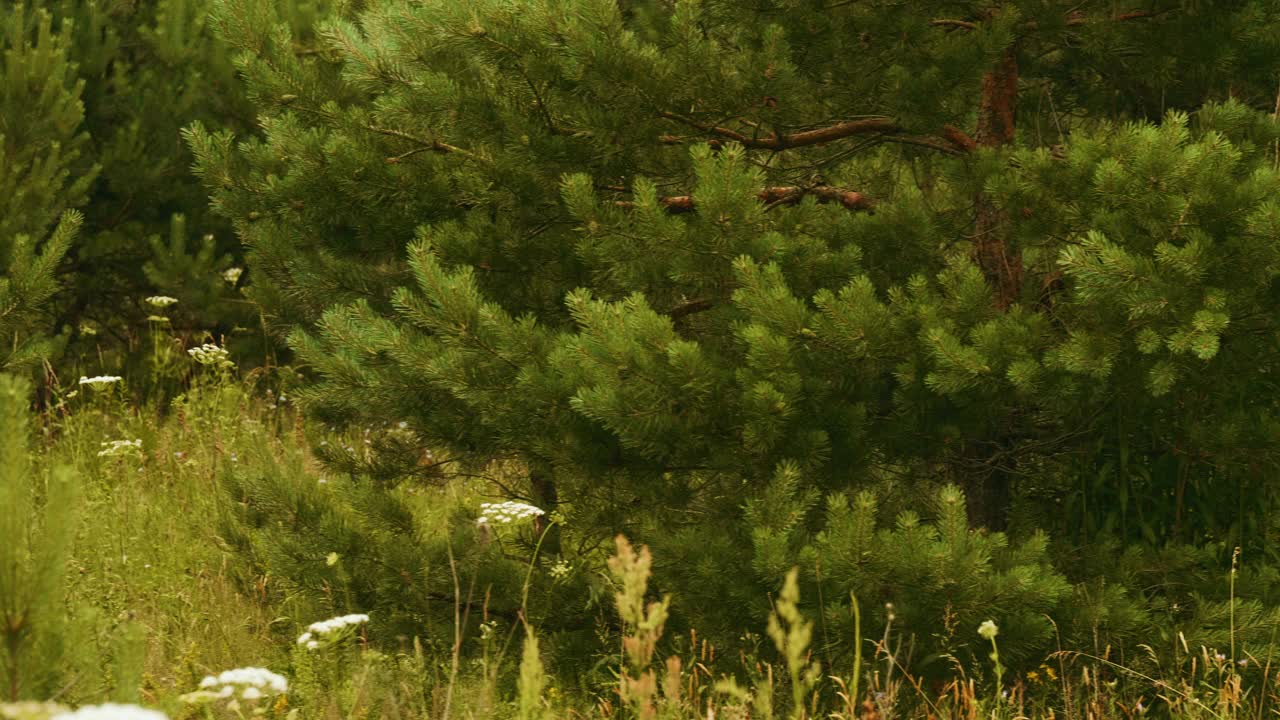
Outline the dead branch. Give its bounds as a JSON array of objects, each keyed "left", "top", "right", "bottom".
[
  {"left": 666, "top": 298, "right": 715, "bottom": 321},
  {"left": 659, "top": 111, "right": 903, "bottom": 151},
  {"left": 612, "top": 185, "right": 873, "bottom": 214},
  {"left": 930, "top": 18, "right": 978, "bottom": 30}
]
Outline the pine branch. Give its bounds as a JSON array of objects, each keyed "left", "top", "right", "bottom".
[
  {"left": 658, "top": 111, "right": 962, "bottom": 155},
  {"left": 930, "top": 18, "right": 978, "bottom": 30},
  {"left": 365, "top": 125, "right": 485, "bottom": 162},
  {"left": 932, "top": 9, "right": 1158, "bottom": 32},
  {"left": 612, "top": 185, "right": 873, "bottom": 213},
  {"left": 1065, "top": 9, "right": 1158, "bottom": 25}
]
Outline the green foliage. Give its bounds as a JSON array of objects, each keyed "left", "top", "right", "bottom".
[
  {"left": 0, "top": 4, "right": 91, "bottom": 369},
  {"left": 746, "top": 483, "right": 1072, "bottom": 677},
  {"left": 767, "top": 569, "right": 820, "bottom": 720},
  {"left": 189, "top": 0, "right": 1280, "bottom": 687},
  {"left": 0, "top": 375, "right": 80, "bottom": 700},
  {"left": 517, "top": 626, "right": 548, "bottom": 720},
  {"left": 2, "top": 0, "right": 337, "bottom": 379},
  {"left": 44, "top": 0, "right": 256, "bottom": 351}
]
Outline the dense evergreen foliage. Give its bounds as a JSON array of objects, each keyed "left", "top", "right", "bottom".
[
  {"left": 0, "top": 5, "right": 89, "bottom": 369},
  {"left": 0, "top": 0, "right": 340, "bottom": 376},
  {"left": 184, "top": 0, "right": 1280, "bottom": 676}
]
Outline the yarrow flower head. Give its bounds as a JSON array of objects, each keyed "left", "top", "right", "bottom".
[
  {"left": 144, "top": 296, "right": 178, "bottom": 308},
  {"left": 477, "top": 501, "right": 546, "bottom": 526},
  {"left": 79, "top": 375, "right": 123, "bottom": 388},
  {"left": 222, "top": 267, "right": 244, "bottom": 285},
  {"left": 187, "top": 343, "right": 234, "bottom": 370},
  {"left": 978, "top": 620, "right": 999, "bottom": 641},
  {"left": 296, "top": 613, "right": 369, "bottom": 650},
  {"left": 98, "top": 439, "right": 142, "bottom": 458},
  {"left": 194, "top": 667, "right": 288, "bottom": 701},
  {"left": 51, "top": 704, "right": 169, "bottom": 720},
  {"left": 549, "top": 559, "right": 572, "bottom": 579}
]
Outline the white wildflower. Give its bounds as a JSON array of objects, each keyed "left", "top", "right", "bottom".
[
  {"left": 549, "top": 559, "right": 572, "bottom": 579},
  {"left": 195, "top": 667, "right": 288, "bottom": 700},
  {"left": 98, "top": 439, "right": 143, "bottom": 458},
  {"left": 978, "top": 620, "right": 999, "bottom": 641},
  {"left": 187, "top": 343, "right": 234, "bottom": 369},
  {"left": 145, "top": 296, "right": 178, "bottom": 308},
  {"left": 222, "top": 267, "right": 244, "bottom": 285},
  {"left": 79, "top": 375, "right": 123, "bottom": 388},
  {"left": 297, "top": 613, "right": 369, "bottom": 649},
  {"left": 478, "top": 501, "right": 545, "bottom": 525},
  {"left": 51, "top": 703, "right": 169, "bottom": 720}
]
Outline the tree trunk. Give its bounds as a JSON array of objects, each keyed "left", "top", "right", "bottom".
[
  {"left": 972, "top": 46, "right": 1024, "bottom": 311},
  {"left": 965, "top": 41, "right": 1022, "bottom": 530},
  {"left": 530, "top": 465, "right": 562, "bottom": 556}
]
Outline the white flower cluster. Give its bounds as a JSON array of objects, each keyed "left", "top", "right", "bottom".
[
  {"left": 296, "top": 613, "right": 369, "bottom": 649},
  {"left": 79, "top": 375, "right": 123, "bottom": 388},
  {"left": 477, "top": 501, "right": 545, "bottom": 526},
  {"left": 98, "top": 439, "right": 142, "bottom": 458},
  {"left": 187, "top": 343, "right": 234, "bottom": 369},
  {"left": 978, "top": 620, "right": 999, "bottom": 640},
  {"left": 51, "top": 704, "right": 168, "bottom": 720},
  {"left": 197, "top": 667, "right": 288, "bottom": 700},
  {"left": 222, "top": 267, "right": 243, "bottom": 285},
  {"left": 549, "top": 559, "right": 572, "bottom": 579},
  {"left": 145, "top": 296, "right": 178, "bottom": 308}
]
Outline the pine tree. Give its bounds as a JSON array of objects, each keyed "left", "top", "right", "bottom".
[
  {"left": 190, "top": 0, "right": 1280, "bottom": 670},
  {"left": 0, "top": 374, "right": 81, "bottom": 700},
  {"left": 38, "top": 0, "right": 257, "bottom": 359},
  {"left": 0, "top": 4, "right": 91, "bottom": 370},
  {"left": 1, "top": 0, "right": 337, "bottom": 374}
]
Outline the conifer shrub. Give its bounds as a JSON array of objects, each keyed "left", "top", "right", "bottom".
[
  {"left": 0, "top": 374, "right": 84, "bottom": 700},
  {"left": 1, "top": 0, "right": 343, "bottom": 383},
  {"left": 0, "top": 5, "right": 90, "bottom": 371},
  {"left": 188, "top": 0, "right": 1280, "bottom": 680}
]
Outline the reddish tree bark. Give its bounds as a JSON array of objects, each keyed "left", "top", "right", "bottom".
[
  {"left": 964, "top": 42, "right": 1024, "bottom": 532},
  {"left": 972, "top": 47, "right": 1024, "bottom": 312}
]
